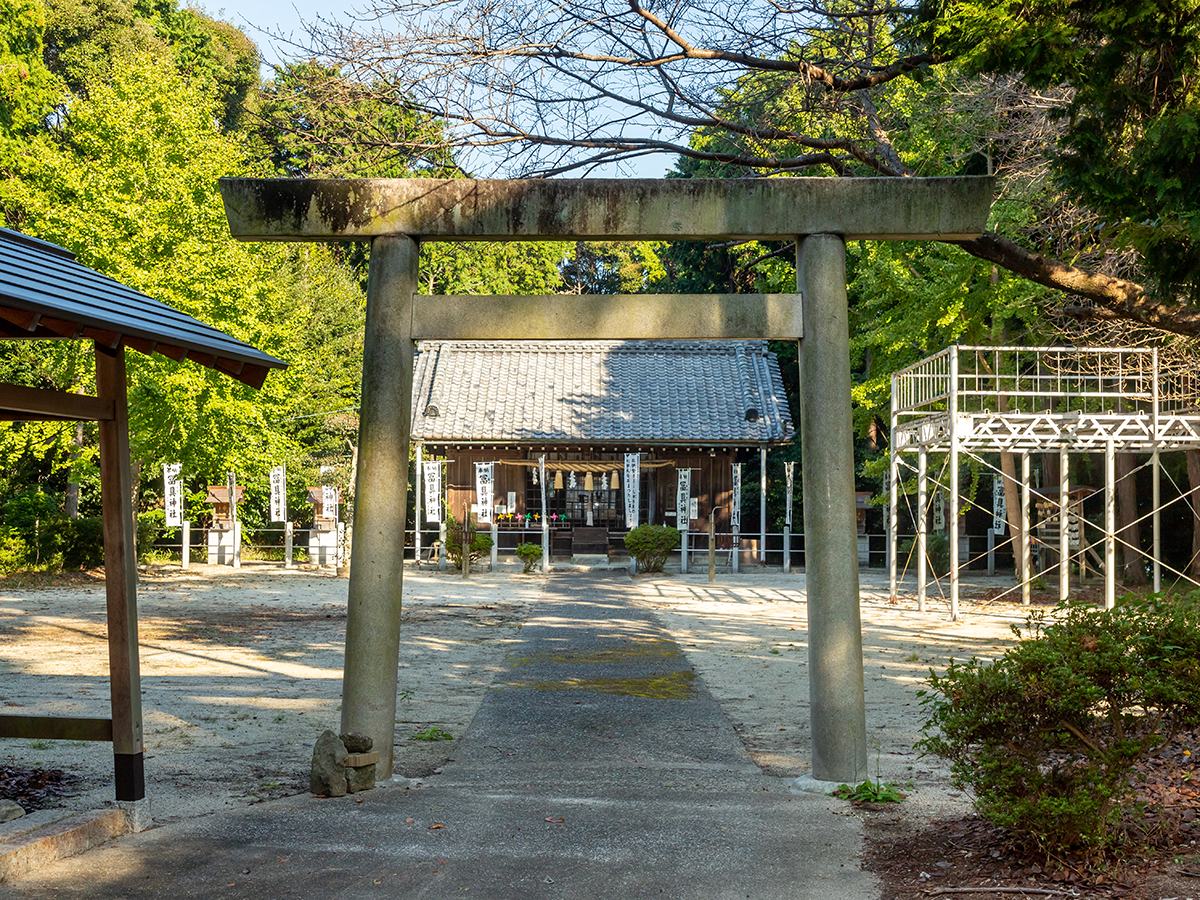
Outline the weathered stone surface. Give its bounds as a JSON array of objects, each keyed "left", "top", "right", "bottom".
[
  {"left": 346, "top": 763, "right": 376, "bottom": 794},
  {"left": 339, "top": 732, "right": 373, "bottom": 754},
  {"left": 0, "top": 800, "right": 24, "bottom": 823},
  {"left": 219, "top": 177, "right": 994, "bottom": 243},
  {"left": 411, "top": 293, "right": 803, "bottom": 341},
  {"left": 310, "top": 730, "right": 348, "bottom": 797}
]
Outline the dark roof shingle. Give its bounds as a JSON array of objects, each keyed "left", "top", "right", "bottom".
[
  {"left": 0, "top": 228, "right": 286, "bottom": 388},
  {"left": 411, "top": 340, "right": 794, "bottom": 446}
]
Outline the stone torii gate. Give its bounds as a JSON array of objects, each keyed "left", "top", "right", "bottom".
[{"left": 220, "top": 177, "right": 993, "bottom": 784}]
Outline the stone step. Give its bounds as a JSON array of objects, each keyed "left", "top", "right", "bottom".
[{"left": 0, "top": 808, "right": 129, "bottom": 883}]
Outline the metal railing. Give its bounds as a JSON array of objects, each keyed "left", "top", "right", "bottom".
[{"left": 896, "top": 345, "right": 1200, "bottom": 421}]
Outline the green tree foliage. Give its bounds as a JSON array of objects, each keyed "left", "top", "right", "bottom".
[
  {"left": 41, "top": 0, "right": 257, "bottom": 127},
  {"left": 0, "top": 39, "right": 372, "bottom": 533},
  {"left": 254, "top": 61, "right": 455, "bottom": 178},
  {"left": 559, "top": 242, "right": 667, "bottom": 294},
  {"left": 923, "top": 0, "right": 1200, "bottom": 299},
  {"left": 0, "top": 0, "right": 60, "bottom": 152}
]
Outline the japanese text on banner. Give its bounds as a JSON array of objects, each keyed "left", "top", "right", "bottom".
[
  {"left": 784, "top": 461, "right": 795, "bottom": 527},
  {"left": 676, "top": 468, "right": 691, "bottom": 525},
  {"left": 624, "top": 453, "right": 640, "bottom": 528},
  {"left": 423, "top": 461, "right": 442, "bottom": 523},
  {"left": 475, "top": 462, "right": 494, "bottom": 524},
  {"left": 164, "top": 463, "right": 182, "bottom": 527},
  {"left": 270, "top": 466, "right": 287, "bottom": 523},
  {"left": 731, "top": 463, "right": 742, "bottom": 533},
  {"left": 322, "top": 485, "right": 338, "bottom": 521}
]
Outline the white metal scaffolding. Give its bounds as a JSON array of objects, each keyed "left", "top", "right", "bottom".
[{"left": 887, "top": 345, "right": 1200, "bottom": 618}]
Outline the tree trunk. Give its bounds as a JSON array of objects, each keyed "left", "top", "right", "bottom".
[
  {"left": 1188, "top": 450, "right": 1200, "bottom": 579},
  {"left": 65, "top": 420, "right": 83, "bottom": 520},
  {"left": 1000, "top": 451, "right": 1024, "bottom": 581},
  {"left": 956, "top": 232, "right": 1200, "bottom": 337},
  {"left": 1115, "top": 452, "right": 1144, "bottom": 584},
  {"left": 994, "top": 392, "right": 1025, "bottom": 582}
]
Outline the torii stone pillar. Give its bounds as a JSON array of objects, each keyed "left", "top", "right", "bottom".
[
  {"left": 797, "top": 235, "right": 866, "bottom": 781},
  {"left": 219, "top": 176, "right": 993, "bottom": 784},
  {"left": 340, "top": 235, "right": 416, "bottom": 777}
]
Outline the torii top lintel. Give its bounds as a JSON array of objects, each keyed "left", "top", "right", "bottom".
[{"left": 218, "top": 177, "right": 994, "bottom": 243}]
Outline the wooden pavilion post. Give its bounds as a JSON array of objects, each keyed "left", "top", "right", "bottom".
[{"left": 95, "top": 344, "right": 145, "bottom": 804}]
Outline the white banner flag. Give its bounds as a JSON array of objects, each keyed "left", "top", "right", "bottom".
[
  {"left": 269, "top": 465, "right": 287, "bottom": 523},
  {"left": 731, "top": 463, "right": 742, "bottom": 533},
  {"left": 322, "top": 485, "right": 338, "bottom": 522},
  {"left": 676, "top": 468, "right": 691, "bottom": 525},
  {"left": 784, "top": 461, "right": 795, "bottom": 527},
  {"left": 164, "top": 463, "right": 182, "bottom": 527},
  {"left": 933, "top": 488, "right": 945, "bottom": 533},
  {"left": 992, "top": 477, "right": 1006, "bottom": 535},
  {"left": 423, "top": 461, "right": 442, "bottom": 523},
  {"left": 475, "top": 462, "right": 494, "bottom": 524},
  {"left": 624, "top": 453, "right": 640, "bottom": 529}
]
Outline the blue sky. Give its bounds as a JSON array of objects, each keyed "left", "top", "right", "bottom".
[
  {"left": 203, "top": 0, "right": 333, "bottom": 67},
  {"left": 202, "top": 1, "right": 672, "bottom": 177}
]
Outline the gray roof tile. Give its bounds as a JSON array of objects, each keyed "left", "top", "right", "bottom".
[
  {"left": 0, "top": 228, "right": 286, "bottom": 388},
  {"left": 411, "top": 340, "right": 795, "bottom": 446}
]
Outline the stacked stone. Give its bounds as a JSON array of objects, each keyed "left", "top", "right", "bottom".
[{"left": 309, "top": 730, "right": 379, "bottom": 797}]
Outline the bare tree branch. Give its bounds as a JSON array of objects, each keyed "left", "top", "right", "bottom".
[{"left": 268, "top": 0, "right": 1200, "bottom": 335}]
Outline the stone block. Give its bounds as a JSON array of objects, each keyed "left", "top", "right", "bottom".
[
  {"left": 0, "top": 801, "right": 23, "bottom": 824},
  {"left": 346, "top": 763, "right": 376, "bottom": 794},
  {"left": 339, "top": 732, "right": 373, "bottom": 754},
  {"left": 310, "top": 730, "right": 348, "bottom": 797}
]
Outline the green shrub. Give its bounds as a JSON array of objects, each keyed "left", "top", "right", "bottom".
[
  {"left": 624, "top": 524, "right": 680, "bottom": 573},
  {"left": 445, "top": 511, "right": 494, "bottom": 569},
  {"left": 63, "top": 517, "right": 105, "bottom": 569},
  {"left": 0, "top": 528, "right": 30, "bottom": 574},
  {"left": 917, "top": 595, "right": 1200, "bottom": 855},
  {"left": 136, "top": 510, "right": 165, "bottom": 561},
  {"left": 515, "top": 542, "right": 542, "bottom": 573}
]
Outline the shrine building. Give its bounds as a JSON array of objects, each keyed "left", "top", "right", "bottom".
[{"left": 410, "top": 339, "right": 794, "bottom": 560}]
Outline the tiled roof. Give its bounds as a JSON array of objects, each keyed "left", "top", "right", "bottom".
[
  {"left": 0, "top": 228, "right": 286, "bottom": 389},
  {"left": 411, "top": 340, "right": 794, "bottom": 446}
]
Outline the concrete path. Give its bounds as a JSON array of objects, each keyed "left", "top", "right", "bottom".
[{"left": 5, "top": 573, "right": 875, "bottom": 899}]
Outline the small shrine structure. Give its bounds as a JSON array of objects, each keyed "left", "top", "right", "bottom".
[
  {"left": 306, "top": 486, "right": 342, "bottom": 566},
  {"left": 204, "top": 483, "right": 244, "bottom": 565}
]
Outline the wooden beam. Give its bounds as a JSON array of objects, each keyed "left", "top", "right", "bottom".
[
  {"left": 412, "top": 293, "right": 803, "bottom": 340},
  {"left": 0, "top": 383, "right": 115, "bottom": 421},
  {"left": 82, "top": 326, "right": 122, "bottom": 349},
  {"left": 155, "top": 343, "right": 188, "bottom": 362},
  {"left": 95, "top": 343, "right": 145, "bottom": 802},
  {"left": 219, "top": 176, "right": 995, "bottom": 243},
  {"left": 0, "top": 307, "right": 40, "bottom": 331},
  {"left": 0, "top": 715, "right": 113, "bottom": 742}
]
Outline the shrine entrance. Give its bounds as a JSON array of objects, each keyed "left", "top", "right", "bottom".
[{"left": 220, "top": 176, "right": 993, "bottom": 784}]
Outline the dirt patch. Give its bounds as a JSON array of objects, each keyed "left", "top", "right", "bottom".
[
  {"left": 6, "top": 564, "right": 1199, "bottom": 896},
  {"left": 0, "top": 564, "right": 539, "bottom": 823}
]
